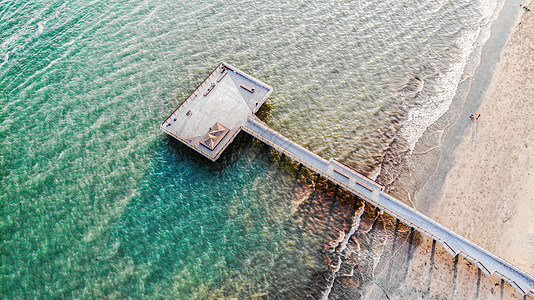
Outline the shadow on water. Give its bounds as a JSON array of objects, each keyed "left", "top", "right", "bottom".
[
  {"left": 106, "top": 132, "right": 255, "bottom": 289},
  {"left": 105, "top": 129, "right": 322, "bottom": 298},
  {"left": 103, "top": 107, "right": 423, "bottom": 298}
]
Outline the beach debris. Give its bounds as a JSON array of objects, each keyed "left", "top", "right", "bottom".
[{"left": 520, "top": 3, "right": 531, "bottom": 11}]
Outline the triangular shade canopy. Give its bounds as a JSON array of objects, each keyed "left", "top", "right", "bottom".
[{"left": 200, "top": 122, "right": 230, "bottom": 150}]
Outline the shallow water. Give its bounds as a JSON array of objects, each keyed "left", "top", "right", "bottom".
[{"left": 0, "top": 0, "right": 505, "bottom": 298}]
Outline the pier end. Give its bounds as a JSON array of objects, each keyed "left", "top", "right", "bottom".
[{"left": 161, "top": 62, "right": 273, "bottom": 161}]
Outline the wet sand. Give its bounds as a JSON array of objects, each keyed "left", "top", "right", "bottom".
[{"left": 433, "top": 5, "right": 534, "bottom": 279}]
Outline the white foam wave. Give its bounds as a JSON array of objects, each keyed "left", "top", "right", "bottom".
[
  {"left": 399, "top": 0, "right": 501, "bottom": 151},
  {"left": 338, "top": 204, "right": 365, "bottom": 253},
  {"left": 321, "top": 204, "right": 365, "bottom": 300}
]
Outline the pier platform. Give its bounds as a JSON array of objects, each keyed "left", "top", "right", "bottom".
[
  {"left": 161, "top": 63, "right": 534, "bottom": 297},
  {"left": 161, "top": 62, "right": 272, "bottom": 161}
]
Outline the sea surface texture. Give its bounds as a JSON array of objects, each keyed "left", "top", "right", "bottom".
[{"left": 1, "top": 0, "right": 504, "bottom": 298}]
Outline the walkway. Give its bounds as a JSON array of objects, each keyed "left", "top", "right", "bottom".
[{"left": 241, "top": 115, "right": 534, "bottom": 297}]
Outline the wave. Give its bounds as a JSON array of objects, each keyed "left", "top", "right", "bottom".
[
  {"left": 320, "top": 203, "right": 366, "bottom": 300},
  {"left": 398, "top": 0, "right": 504, "bottom": 151}
]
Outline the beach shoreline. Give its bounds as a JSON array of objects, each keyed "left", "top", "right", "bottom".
[
  {"left": 320, "top": 2, "right": 534, "bottom": 298},
  {"left": 358, "top": 1, "right": 534, "bottom": 298},
  {"left": 431, "top": 5, "right": 534, "bottom": 275},
  {"left": 381, "top": 0, "right": 526, "bottom": 210}
]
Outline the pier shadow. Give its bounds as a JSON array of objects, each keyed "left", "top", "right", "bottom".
[
  {"left": 104, "top": 138, "right": 261, "bottom": 293},
  {"left": 103, "top": 132, "right": 324, "bottom": 298},
  {"left": 164, "top": 99, "right": 276, "bottom": 170},
  {"left": 166, "top": 130, "right": 260, "bottom": 171}
]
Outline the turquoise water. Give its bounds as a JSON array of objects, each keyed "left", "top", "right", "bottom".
[{"left": 1, "top": 0, "right": 504, "bottom": 298}]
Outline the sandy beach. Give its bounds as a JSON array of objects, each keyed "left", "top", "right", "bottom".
[
  {"left": 398, "top": 11, "right": 534, "bottom": 295},
  {"left": 433, "top": 6, "right": 534, "bottom": 276}
]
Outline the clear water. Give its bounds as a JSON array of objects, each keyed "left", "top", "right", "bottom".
[{"left": 0, "top": 0, "right": 505, "bottom": 298}]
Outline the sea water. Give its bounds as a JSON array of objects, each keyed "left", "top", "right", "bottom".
[{"left": 0, "top": 0, "right": 507, "bottom": 298}]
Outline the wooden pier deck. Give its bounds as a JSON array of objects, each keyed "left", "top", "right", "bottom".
[
  {"left": 161, "top": 63, "right": 534, "bottom": 297},
  {"left": 161, "top": 62, "right": 272, "bottom": 161}
]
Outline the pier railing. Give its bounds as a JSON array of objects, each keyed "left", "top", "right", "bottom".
[{"left": 241, "top": 115, "right": 534, "bottom": 297}]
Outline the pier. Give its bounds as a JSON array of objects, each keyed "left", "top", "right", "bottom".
[
  {"left": 161, "top": 63, "right": 534, "bottom": 297},
  {"left": 160, "top": 62, "right": 272, "bottom": 161}
]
